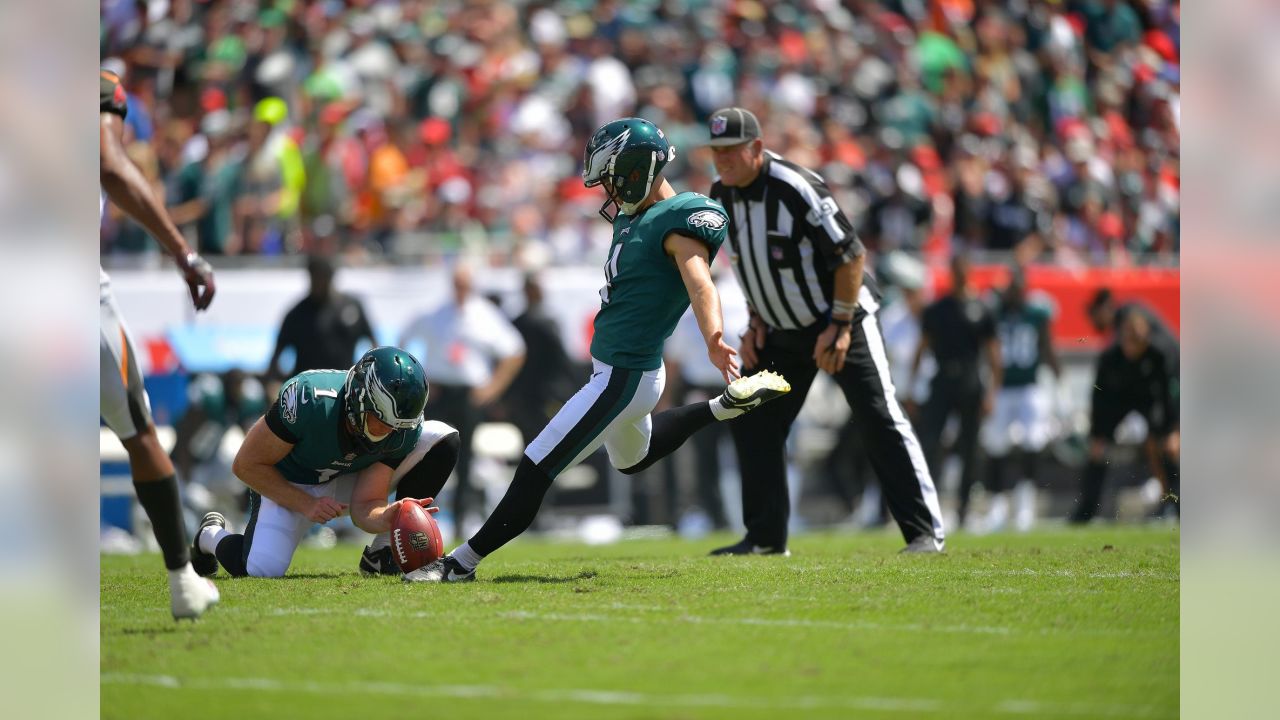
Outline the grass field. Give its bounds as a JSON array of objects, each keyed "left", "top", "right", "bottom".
[{"left": 101, "top": 526, "right": 1178, "bottom": 719}]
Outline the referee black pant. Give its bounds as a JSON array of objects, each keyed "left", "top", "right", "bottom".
[{"left": 730, "top": 315, "right": 944, "bottom": 548}]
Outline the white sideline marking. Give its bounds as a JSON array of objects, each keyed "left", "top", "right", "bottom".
[{"left": 100, "top": 673, "right": 1170, "bottom": 717}]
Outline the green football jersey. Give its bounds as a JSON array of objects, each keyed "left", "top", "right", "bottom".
[
  {"left": 996, "top": 301, "right": 1052, "bottom": 388},
  {"left": 266, "top": 370, "right": 422, "bottom": 485},
  {"left": 590, "top": 192, "right": 729, "bottom": 370}
]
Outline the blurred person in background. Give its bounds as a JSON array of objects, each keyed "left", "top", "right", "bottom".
[
  {"left": 238, "top": 96, "right": 305, "bottom": 255},
  {"left": 190, "top": 347, "right": 460, "bottom": 578},
  {"left": 398, "top": 262, "right": 526, "bottom": 536},
  {"left": 170, "top": 369, "right": 267, "bottom": 515},
  {"left": 167, "top": 109, "right": 246, "bottom": 256},
  {"left": 1072, "top": 292, "right": 1180, "bottom": 523},
  {"left": 504, "top": 273, "right": 576, "bottom": 448},
  {"left": 707, "top": 107, "right": 944, "bottom": 555},
  {"left": 267, "top": 254, "right": 377, "bottom": 383},
  {"left": 911, "top": 254, "right": 1001, "bottom": 531},
  {"left": 979, "top": 269, "right": 1061, "bottom": 533},
  {"left": 101, "top": 67, "right": 219, "bottom": 619}
]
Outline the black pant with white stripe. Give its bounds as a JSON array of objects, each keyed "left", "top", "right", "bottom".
[{"left": 730, "top": 315, "right": 944, "bottom": 548}]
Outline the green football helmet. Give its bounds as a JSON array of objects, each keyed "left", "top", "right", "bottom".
[
  {"left": 582, "top": 117, "right": 675, "bottom": 221},
  {"left": 343, "top": 346, "right": 428, "bottom": 447}
]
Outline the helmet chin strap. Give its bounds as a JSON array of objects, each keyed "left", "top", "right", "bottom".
[{"left": 365, "top": 427, "right": 392, "bottom": 443}]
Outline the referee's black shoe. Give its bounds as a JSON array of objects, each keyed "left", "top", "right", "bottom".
[{"left": 709, "top": 537, "right": 791, "bottom": 557}]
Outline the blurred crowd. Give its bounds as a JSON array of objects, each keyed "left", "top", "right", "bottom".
[{"left": 100, "top": 0, "right": 1179, "bottom": 266}]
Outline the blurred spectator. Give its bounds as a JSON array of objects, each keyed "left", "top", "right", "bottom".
[
  {"left": 503, "top": 273, "right": 576, "bottom": 446},
  {"left": 168, "top": 110, "right": 245, "bottom": 255},
  {"left": 99, "top": 0, "right": 1179, "bottom": 265},
  {"left": 239, "top": 97, "right": 306, "bottom": 255},
  {"left": 398, "top": 262, "right": 526, "bottom": 535},
  {"left": 171, "top": 369, "right": 267, "bottom": 514},
  {"left": 266, "top": 254, "right": 376, "bottom": 381},
  {"left": 911, "top": 254, "right": 1000, "bottom": 530}
]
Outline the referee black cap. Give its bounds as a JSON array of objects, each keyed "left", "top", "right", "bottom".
[{"left": 706, "top": 107, "right": 762, "bottom": 147}]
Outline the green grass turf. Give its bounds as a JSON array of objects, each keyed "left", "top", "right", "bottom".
[{"left": 101, "top": 526, "right": 1178, "bottom": 719}]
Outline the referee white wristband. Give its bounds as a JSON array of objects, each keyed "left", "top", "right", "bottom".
[{"left": 832, "top": 299, "right": 858, "bottom": 318}]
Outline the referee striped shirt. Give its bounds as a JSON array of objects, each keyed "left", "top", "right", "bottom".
[{"left": 710, "top": 151, "right": 874, "bottom": 331}]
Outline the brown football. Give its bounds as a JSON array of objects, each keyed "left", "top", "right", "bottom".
[{"left": 391, "top": 501, "right": 444, "bottom": 573}]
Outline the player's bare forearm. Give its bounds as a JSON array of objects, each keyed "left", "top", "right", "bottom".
[
  {"left": 232, "top": 418, "right": 310, "bottom": 513},
  {"left": 100, "top": 113, "right": 192, "bottom": 262},
  {"left": 831, "top": 254, "right": 864, "bottom": 322},
  {"left": 351, "top": 484, "right": 394, "bottom": 533},
  {"left": 667, "top": 237, "right": 722, "bottom": 346}
]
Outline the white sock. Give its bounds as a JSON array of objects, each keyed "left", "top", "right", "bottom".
[
  {"left": 708, "top": 397, "right": 743, "bottom": 421},
  {"left": 167, "top": 563, "right": 195, "bottom": 580},
  {"left": 370, "top": 532, "right": 391, "bottom": 551},
  {"left": 198, "top": 525, "right": 230, "bottom": 556},
  {"left": 450, "top": 542, "right": 484, "bottom": 572}
]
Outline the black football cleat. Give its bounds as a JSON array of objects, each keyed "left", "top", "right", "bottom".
[
  {"left": 359, "top": 545, "right": 401, "bottom": 576},
  {"left": 191, "top": 512, "right": 225, "bottom": 577},
  {"left": 709, "top": 537, "right": 791, "bottom": 557}
]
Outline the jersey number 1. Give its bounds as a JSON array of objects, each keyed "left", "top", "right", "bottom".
[{"left": 599, "top": 244, "right": 623, "bottom": 304}]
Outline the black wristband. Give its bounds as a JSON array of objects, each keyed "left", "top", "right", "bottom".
[{"left": 830, "top": 317, "right": 852, "bottom": 328}]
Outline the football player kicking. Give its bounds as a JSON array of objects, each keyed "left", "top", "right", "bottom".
[
  {"left": 190, "top": 347, "right": 459, "bottom": 578},
  {"left": 405, "top": 117, "right": 791, "bottom": 583}
]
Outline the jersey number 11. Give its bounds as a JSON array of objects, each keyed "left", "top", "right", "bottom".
[{"left": 599, "top": 244, "right": 623, "bottom": 304}]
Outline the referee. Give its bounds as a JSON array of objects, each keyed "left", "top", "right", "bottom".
[{"left": 705, "top": 107, "right": 945, "bottom": 554}]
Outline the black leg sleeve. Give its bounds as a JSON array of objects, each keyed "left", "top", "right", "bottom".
[
  {"left": 618, "top": 402, "right": 716, "bottom": 475},
  {"left": 133, "top": 476, "right": 191, "bottom": 570},
  {"left": 214, "top": 534, "right": 248, "bottom": 577},
  {"left": 395, "top": 433, "right": 461, "bottom": 502},
  {"left": 468, "top": 455, "right": 555, "bottom": 557}
]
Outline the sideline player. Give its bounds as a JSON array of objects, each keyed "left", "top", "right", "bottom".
[
  {"left": 190, "top": 347, "right": 460, "bottom": 578},
  {"left": 980, "top": 270, "right": 1060, "bottom": 532},
  {"left": 405, "top": 117, "right": 791, "bottom": 583},
  {"left": 100, "top": 67, "right": 219, "bottom": 619}
]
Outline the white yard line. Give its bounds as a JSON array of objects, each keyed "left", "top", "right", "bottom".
[
  {"left": 100, "top": 673, "right": 1170, "bottom": 718},
  {"left": 105, "top": 603, "right": 1165, "bottom": 637}
]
